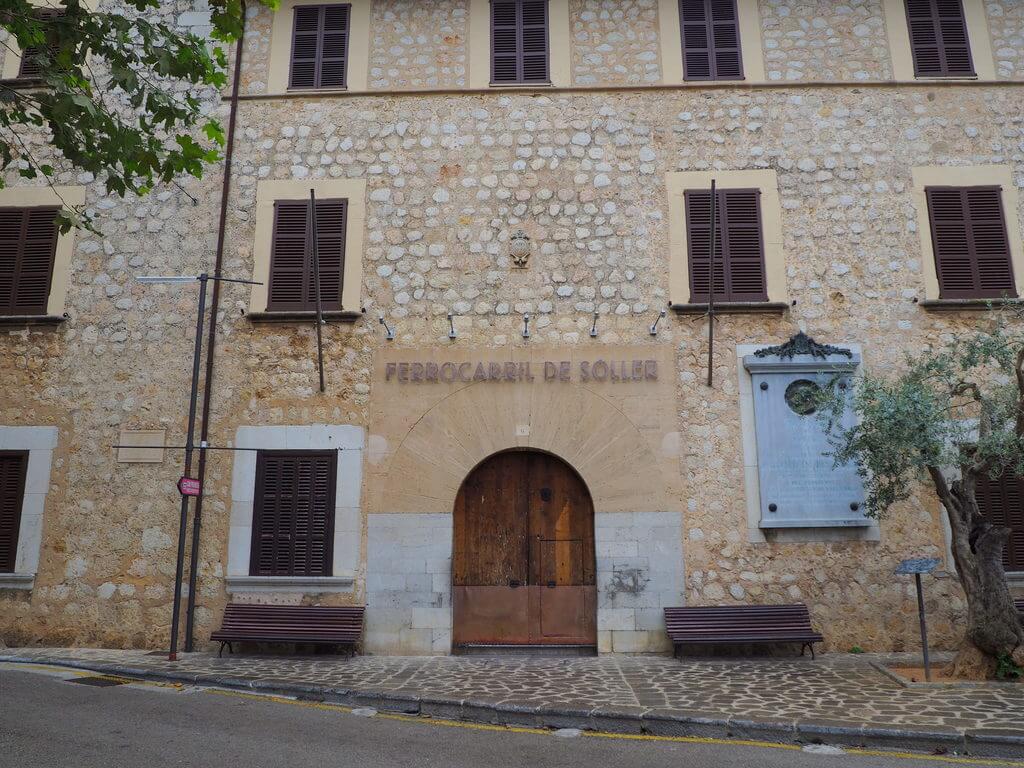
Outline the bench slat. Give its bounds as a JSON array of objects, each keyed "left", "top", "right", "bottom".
[
  {"left": 663, "top": 603, "right": 823, "bottom": 652},
  {"left": 212, "top": 604, "right": 366, "bottom": 653}
]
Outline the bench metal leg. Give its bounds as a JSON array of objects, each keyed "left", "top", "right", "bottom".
[{"left": 800, "top": 642, "right": 816, "bottom": 660}]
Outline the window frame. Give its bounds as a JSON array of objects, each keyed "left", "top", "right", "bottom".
[
  {"left": 287, "top": 3, "right": 351, "bottom": 91},
  {"left": 0, "top": 186, "right": 84, "bottom": 323},
  {"left": 677, "top": 0, "right": 744, "bottom": 82},
  {"left": 667, "top": 169, "right": 787, "bottom": 311},
  {"left": 0, "top": 451, "right": 29, "bottom": 574},
  {"left": 249, "top": 178, "right": 365, "bottom": 320},
  {"left": 250, "top": 449, "right": 338, "bottom": 578},
  {"left": 881, "top": 0, "right": 994, "bottom": 81},
  {"left": 683, "top": 187, "right": 768, "bottom": 303},
  {"left": 266, "top": 198, "right": 349, "bottom": 313},
  {"left": 0, "top": 205, "right": 60, "bottom": 318},
  {"left": 267, "top": 0, "right": 370, "bottom": 94},
  {"left": 0, "top": 426, "right": 58, "bottom": 590},
  {"left": 911, "top": 165, "right": 1024, "bottom": 304},
  {"left": 924, "top": 185, "right": 1016, "bottom": 300},
  {"left": 657, "top": 0, "right": 765, "bottom": 85}
]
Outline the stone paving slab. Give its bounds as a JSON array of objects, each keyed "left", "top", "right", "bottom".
[{"left": 3, "top": 648, "right": 1023, "bottom": 758}]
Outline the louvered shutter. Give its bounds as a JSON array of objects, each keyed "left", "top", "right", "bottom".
[
  {"left": 0, "top": 207, "right": 59, "bottom": 317},
  {"left": 904, "top": 0, "right": 974, "bottom": 77},
  {"left": 977, "top": 470, "right": 1024, "bottom": 573},
  {"left": 685, "top": 188, "right": 767, "bottom": 303},
  {"left": 267, "top": 199, "right": 347, "bottom": 312},
  {"left": 491, "top": 0, "right": 550, "bottom": 84},
  {"left": 0, "top": 453, "right": 28, "bottom": 573},
  {"left": 926, "top": 187, "right": 1016, "bottom": 300},
  {"left": 289, "top": 4, "right": 350, "bottom": 89},
  {"left": 678, "top": 0, "right": 743, "bottom": 81},
  {"left": 16, "top": 10, "right": 61, "bottom": 80},
  {"left": 251, "top": 451, "right": 336, "bottom": 577}
]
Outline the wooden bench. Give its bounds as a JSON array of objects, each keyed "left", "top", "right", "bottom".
[
  {"left": 664, "top": 604, "right": 824, "bottom": 659},
  {"left": 1016, "top": 597, "right": 1024, "bottom": 615},
  {"left": 211, "top": 604, "right": 365, "bottom": 657}
]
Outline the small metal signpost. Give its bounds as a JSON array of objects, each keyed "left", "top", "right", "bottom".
[
  {"left": 895, "top": 557, "right": 940, "bottom": 682},
  {"left": 177, "top": 477, "right": 202, "bottom": 497}
]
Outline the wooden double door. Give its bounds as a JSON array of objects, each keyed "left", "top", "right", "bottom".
[{"left": 453, "top": 450, "right": 596, "bottom": 647}]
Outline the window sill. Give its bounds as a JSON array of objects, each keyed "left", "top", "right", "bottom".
[
  {"left": 918, "top": 298, "right": 1021, "bottom": 312},
  {"left": 0, "top": 314, "right": 65, "bottom": 327},
  {"left": 0, "top": 78, "right": 45, "bottom": 88},
  {"left": 226, "top": 575, "right": 355, "bottom": 594},
  {"left": 0, "top": 573, "right": 35, "bottom": 590},
  {"left": 489, "top": 81, "right": 552, "bottom": 88},
  {"left": 247, "top": 310, "right": 362, "bottom": 324},
  {"left": 671, "top": 301, "right": 789, "bottom": 316}
]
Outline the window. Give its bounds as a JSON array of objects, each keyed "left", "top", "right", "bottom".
[
  {"left": 684, "top": 188, "right": 767, "bottom": 302},
  {"left": 490, "top": 0, "right": 549, "bottom": 84},
  {"left": 288, "top": 3, "right": 350, "bottom": 89},
  {"left": 0, "top": 452, "right": 28, "bottom": 574},
  {"left": 977, "top": 470, "right": 1024, "bottom": 573},
  {"left": 925, "top": 186, "right": 1016, "bottom": 299},
  {"left": 678, "top": 0, "right": 743, "bottom": 80},
  {"left": 267, "top": 199, "right": 348, "bottom": 312},
  {"left": 904, "top": 0, "right": 974, "bottom": 77},
  {"left": 250, "top": 450, "right": 337, "bottom": 577},
  {"left": 0, "top": 207, "right": 59, "bottom": 317}
]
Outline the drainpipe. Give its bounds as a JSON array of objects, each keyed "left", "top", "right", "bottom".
[{"left": 184, "top": 3, "right": 247, "bottom": 652}]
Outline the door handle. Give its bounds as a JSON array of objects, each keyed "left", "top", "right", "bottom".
[
  {"left": 508, "top": 579, "right": 521, "bottom": 588},
  {"left": 547, "top": 580, "right": 556, "bottom": 589}
]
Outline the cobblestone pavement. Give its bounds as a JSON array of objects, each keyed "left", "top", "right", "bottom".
[{"left": 4, "top": 647, "right": 1022, "bottom": 733}]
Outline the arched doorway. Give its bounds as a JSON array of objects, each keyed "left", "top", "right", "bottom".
[{"left": 452, "top": 450, "right": 597, "bottom": 651}]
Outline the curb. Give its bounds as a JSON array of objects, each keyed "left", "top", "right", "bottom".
[{"left": 3, "top": 654, "right": 1024, "bottom": 760}]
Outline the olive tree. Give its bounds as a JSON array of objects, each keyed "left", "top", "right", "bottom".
[
  {"left": 820, "top": 312, "right": 1024, "bottom": 678},
  {"left": 1, "top": 0, "right": 274, "bottom": 227}
]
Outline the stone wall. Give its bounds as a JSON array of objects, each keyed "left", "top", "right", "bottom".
[
  {"left": 989, "top": 0, "right": 1024, "bottom": 79},
  {"left": 1, "top": 0, "right": 1023, "bottom": 654},
  {"left": 369, "top": 0, "right": 468, "bottom": 89},
  {"left": 759, "top": 0, "right": 892, "bottom": 82},
  {"left": 571, "top": 0, "right": 661, "bottom": 85},
  {"left": 365, "top": 514, "right": 453, "bottom": 654}
]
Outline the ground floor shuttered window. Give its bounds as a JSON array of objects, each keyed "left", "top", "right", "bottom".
[
  {"left": 0, "top": 452, "right": 28, "bottom": 573},
  {"left": 976, "top": 469, "right": 1024, "bottom": 573},
  {"left": 250, "top": 450, "right": 337, "bottom": 576}
]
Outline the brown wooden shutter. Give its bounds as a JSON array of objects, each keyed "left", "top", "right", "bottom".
[
  {"left": 904, "top": 0, "right": 974, "bottom": 77},
  {"left": 678, "top": 0, "right": 743, "bottom": 81},
  {"left": 250, "top": 451, "right": 336, "bottom": 577},
  {"left": 491, "top": 0, "right": 550, "bottom": 84},
  {"left": 926, "top": 186, "right": 1016, "bottom": 299},
  {"left": 0, "top": 452, "right": 28, "bottom": 573},
  {"left": 289, "top": 4, "right": 350, "bottom": 89},
  {"left": 977, "top": 470, "right": 1024, "bottom": 573},
  {"left": 16, "top": 10, "right": 61, "bottom": 80},
  {"left": 267, "top": 199, "right": 347, "bottom": 312},
  {"left": 0, "top": 207, "right": 59, "bottom": 317},
  {"left": 685, "top": 188, "right": 767, "bottom": 303}
]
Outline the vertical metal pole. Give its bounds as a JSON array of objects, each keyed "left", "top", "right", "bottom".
[
  {"left": 706, "top": 179, "right": 718, "bottom": 388},
  {"left": 915, "top": 572, "right": 931, "bottom": 682},
  {"left": 169, "top": 274, "right": 207, "bottom": 661},
  {"left": 309, "top": 190, "right": 326, "bottom": 393}
]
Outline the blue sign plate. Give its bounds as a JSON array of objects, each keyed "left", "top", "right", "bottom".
[{"left": 895, "top": 557, "right": 940, "bottom": 575}]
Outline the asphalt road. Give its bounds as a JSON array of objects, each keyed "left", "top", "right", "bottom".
[{"left": 0, "top": 665, "right": 1017, "bottom": 768}]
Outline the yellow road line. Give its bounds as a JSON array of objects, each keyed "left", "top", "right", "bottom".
[{"left": 203, "top": 688, "right": 1024, "bottom": 767}]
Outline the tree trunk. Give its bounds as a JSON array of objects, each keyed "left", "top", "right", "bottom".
[{"left": 933, "top": 471, "right": 1024, "bottom": 678}]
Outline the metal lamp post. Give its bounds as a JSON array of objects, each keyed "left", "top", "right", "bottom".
[{"left": 136, "top": 273, "right": 260, "bottom": 661}]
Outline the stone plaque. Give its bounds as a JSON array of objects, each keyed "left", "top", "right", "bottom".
[{"left": 744, "top": 339, "right": 868, "bottom": 529}]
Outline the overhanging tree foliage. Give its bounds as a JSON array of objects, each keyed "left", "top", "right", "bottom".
[
  {"left": 820, "top": 311, "right": 1024, "bottom": 678},
  {"left": 1, "top": 0, "right": 275, "bottom": 227}
]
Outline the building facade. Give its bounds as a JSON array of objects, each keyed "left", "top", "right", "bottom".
[{"left": 1, "top": 0, "right": 1023, "bottom": 655}]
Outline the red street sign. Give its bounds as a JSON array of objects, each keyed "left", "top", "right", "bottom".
[{"left": 177, "top": 477, "right": 202, "bottom": 497}]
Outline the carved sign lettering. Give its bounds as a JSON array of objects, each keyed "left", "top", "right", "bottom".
[{"left": 384, "top": 360, "right": 658, "bottom": 384}]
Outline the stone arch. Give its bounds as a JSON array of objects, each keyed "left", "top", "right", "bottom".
[{"left": 374, "top": 380, "right": 671, "bottom": 515}]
